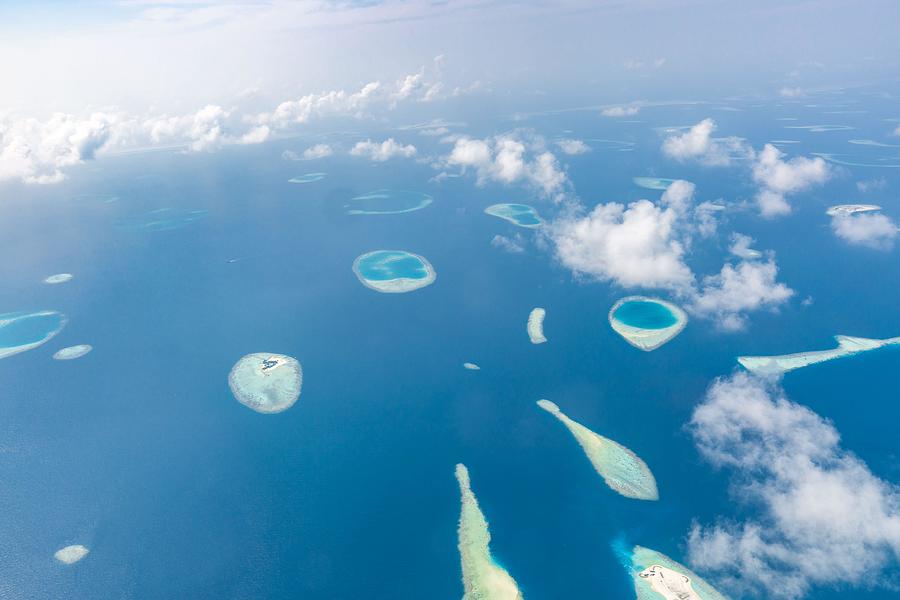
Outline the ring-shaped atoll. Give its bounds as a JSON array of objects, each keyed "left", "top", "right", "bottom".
[
  {"left": 609, "top": 296, "right": 687, "bottom": 352},
  {"left": 352, "top": 250, "right": 436, "bottom": 293},
  {"left": 43, "top": 273, "right": 73, "bottom": 285},
  {"left": 484, "top": 204, "right": 543, "bottom": 228},
  {"left": 0, "top": 310, "right": 67, "bottom": 360},
  {"left": 633, "top": 177, "right": 677, "bottom": 191},
  {"left": 228, "top": 353, "right": 303, "bottom": 414},
  {"left": 53, "top": 345, "right": 93, "bottom": 360},
  {"left": 288, "top": 173, "right": 327, "bottom": 184},
  {"left": 344, "top": 189, "right": 432, "bottom": 215}
]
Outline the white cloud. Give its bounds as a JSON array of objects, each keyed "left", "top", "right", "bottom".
[
  {"left": 728, "top": 233, "right": 762, "bottom": 259},
  {"left": 661, "top": 118, "right": 749, "bottom": 166},
  {"left": 350, "top": 138, "right": 417, "bottom": 161},
  {"left": 752, "top": 144, "right": 830, "bottom": 217},
  {"left": 443, "top": 132, "right": 568, "bottom": 198},
  {"left": 303, "top": 143, "right": 334, "bottom": 160},
  {"left": 689, "top": 259, "right": 793, "bottom": 330},
  {"left": 831, "top": 212, "right": 898, "bottom": 250},
  {"left": 688, "top": 373, "right": 900, "bottom": 599},
  {"left": 856, "top": 177, "right": 886, "bottom": 193},
  {"left": 894, "top": 125, "right": 900, "bottom": 136},
  {"left": 490, "top": 234, "right": 525, "bottom": 253},
  {"left": 601, "top": 105, "right": 640, "bottom": 117},
  {"left": 551, "top": 181, "right": 695, "bottom": 289},
  {"left": 555, "top": 139, "right": 591, "bottom": 155},
  {"left": 779, "top": 86, "right": 805, "bottom": 98}
]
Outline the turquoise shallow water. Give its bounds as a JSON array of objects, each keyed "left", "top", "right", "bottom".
[
  {"left": 612, "top": 300, "right": 677, "bottom": 330},
  {"left": 485, "top": 203, "right": 542, "bottom": 227},
  {"left": 0, "top": 311, "right": 66, "bottom": 348},
  {"left": 355, "top": 250, "right": 429, "bottom": 281}
]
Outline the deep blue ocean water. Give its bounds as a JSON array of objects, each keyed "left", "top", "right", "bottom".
[
  {"left": 0, "top": 94, "right": 898, "bottom": 599},
  {"left": 612, "top": 301, "right": 678, "bottom": 330}
]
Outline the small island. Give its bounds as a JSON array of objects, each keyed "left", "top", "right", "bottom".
[
  {"left": 463, "top": 362, "right": 481, "bottom": 370},
  {"left": 344, "top": 189, "right": 432, "bottom": 215},
  {"left": 52, "top": 344, "right": 93, "bottom": 360},
  {"left": 825, "top": 204, "right": 882, "bottom": 217},
  {"left": 609, "top": 296, "right": 687, "bottom": 352},
  {"left": 43, "top": 273, "right": 73, "bottom": 285},
  {"left": 484, "top": 203, "right": 543, "bottom": 228},
  {"left": 455, "top": 464, "right": 525, "bottom": 600},
  {"left": 527, "top": 308, "right": 547, "bottom": 344},
  {"left": 537, "top": 400, "right": 658, "bottom": 501},
  {"left": 0, "top": 310, "right": 67, "bottom": 360},
  {"left": 630, "top": 545, "right": 728, "bottom": 600},
  {"left": 228, "top": 353, "right": 303, "bottom": 414},
  {"left": 352, "top": 250, "right": 436, "bottom": 293},
  {"left": 738, "top": 334, "right": 900, "bottom": 376}
]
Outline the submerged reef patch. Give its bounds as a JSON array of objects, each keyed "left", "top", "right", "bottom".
[
  {"left": 455, "top": 464, "right": 524, "bottom": 600},
  {"left": 52, "top": 344, "right": 93, "bottom": 360},
  {"left": 537, "top": 400, "right": 658, "bottom": 501},
  {"left": 228, "top": 353, "right": 303, "bottom": 413},
  {"left": 352, "top": 250, "right": 436, "bottom": 293},
  {"left": 344, "top": 189, "right": 432, "bottom": 215}
]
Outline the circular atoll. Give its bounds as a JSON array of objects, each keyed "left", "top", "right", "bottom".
[
  {"left": 53, "top": 345, "right": 93, "bottom": 360},
  {"left": 288, "top": 173, "right": 327, "bottom": 184},
  {"left": 43, "top": 273, "right": 73, "bottom": 285},
  {"left": 352, "top": 250, "right": 436, "bottom": 293},
  {"left": 609, "top": 296, "right": 687, "bottom": 352},
  {"left": 343, "top": 190, "right": 432, "bottom": 215},
  {"left": 54, "top": 544, "right": 89, "bottom": 565},
  {"left": 0, "top": 310, "right": 67, "bottom": 360},
  {"left": 484, "top": 203, "right": 543, "bottom": 228},
  {"left": 116, "top": 207, "right": 208, "bottom": 232},
  {"left": 228, "top": 353, "right": 303, "bottom": 414},
  {"left": 633, "top": 177, "right": 676, "bottom": 190}
]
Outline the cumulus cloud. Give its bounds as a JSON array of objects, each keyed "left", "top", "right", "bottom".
[
  {"left": 550, "top": 180, "right": 793, "bottom": 330},
  {"left": 752, "top": 144, "right": 830, "bottom": 217},
  {"left": 601, "top": 105, "right": 640, "bottom": 117},
  {"left": 282, "top": 143, "right": 334, "bottom": 160},
  {"left": 551, "top": 181, "right": 696, "bottom": 289},
  {"left": 856, "top": 177, "right": 886, "bottom": 193},
  {"left": 442, "top": 132, "right": 568, "bottom": 198},
  {"left": 728, "top": 233, "right": 762, "bottom": 259},
  {"left": 831, "top": 212, "right": 898, "bottom": 250},
  {"left": 661, "top": 119, "right": 749, "bottom": 166},
  {"left": 555, "top": 139, "right": 591, "bottom": 155},
  {"left": 689, "top": 260, "right": 793, "bottom": 330},
  {"left": 0, "top": 64, "right": 454, "bottom": 184},
  {"left": 350, "top": 138, "right": 417, "bottom": 161},
  {"left": 688, "top": 373, "right": 900, "bottom": 599}
]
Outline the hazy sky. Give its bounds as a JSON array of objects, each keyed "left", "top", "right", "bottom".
[{"left": 1, "top": 0, "right": 898, "bottom": 114}]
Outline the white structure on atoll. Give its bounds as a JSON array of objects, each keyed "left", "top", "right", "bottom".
[
  {"left": 537, "top": 400, "right": 658, "bottom": 501},
  {"left": 630, "top": 545, "right": 728, "bottom": 600},
  {"left": 455, "top": 464, "right": 524, "bottom": 600},
  {"left": 54, "top": 544, "right": 89, "bottom": 565},
  {"left": 527, "top": 308, "right": 547, "bottom": 344},
  {"left": 738, "top": 335, "right": 900, "bottom": 376},
  {"left": 228, "top": 353, "right": 303, "bottom": 413}
]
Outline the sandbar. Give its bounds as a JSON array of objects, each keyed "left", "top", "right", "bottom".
[
  {"left": 228, "top": 353, "right": 303, "bottom": 413},
  {"left": 52, "top": 344, "right": 93, "bottom": 360},
  {"left": 43, "top": 273, "right": 73, "bottom": 285},
  {"left": 527, "top": 308, "right": 547, "bottom": 344},
  {"left": 738, "top": 335, "right": 900, "bottom": 376},
  {"left": 537, "top": 400, "right": 658, "bottom": 501},
  {"left": 455, "top": 464, "right": 524, "bottom": 599},
  {"left": 54, "top": 545, "right": 89, "bottom": 565}
]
